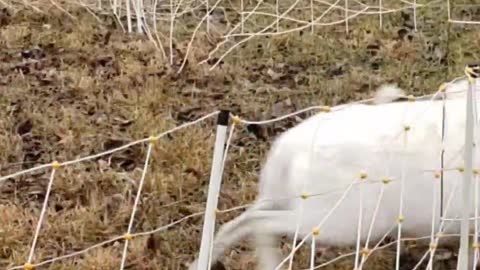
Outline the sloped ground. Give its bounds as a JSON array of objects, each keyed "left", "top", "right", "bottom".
[{"left": 1, "top": 1, "right": 480, "bottom": 269}]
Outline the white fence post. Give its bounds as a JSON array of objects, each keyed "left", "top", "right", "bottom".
[
  {"left": 197, "top": 110, "right": 230, "bottom": 270},
  {"left": 458, "top": 64, "right": 478, "bottom": 270}
]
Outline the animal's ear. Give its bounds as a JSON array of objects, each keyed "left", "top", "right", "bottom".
[{"left": 373, "top": 84, "right": 406, "bottom": 104}]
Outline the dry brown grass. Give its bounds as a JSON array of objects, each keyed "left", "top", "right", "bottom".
[{"left": 1, "top": 1, "right": 480, "bottom": 269}]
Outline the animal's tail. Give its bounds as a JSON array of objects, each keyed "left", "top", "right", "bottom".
[{"left": 373, "top": 84, "right": 406, "bottom": 104}]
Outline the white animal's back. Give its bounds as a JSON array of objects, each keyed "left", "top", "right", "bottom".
[{"left": 258, "top": 97, "right": 470, "bottom": 247}]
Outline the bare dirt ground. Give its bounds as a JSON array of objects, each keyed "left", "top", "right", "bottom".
[{"left": 1, "top": 1, "right": 480, "bottom": 269}]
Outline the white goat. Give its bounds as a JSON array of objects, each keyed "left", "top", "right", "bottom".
[{"left": 189, "top": 78, "right": 480, "bottom": 270}]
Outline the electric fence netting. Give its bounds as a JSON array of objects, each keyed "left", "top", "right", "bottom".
[
  {"left": 2, "top": 0, "right": 480, "bottom": 269},
  {"left": 4, "top": 0, "right": 480, "bottom": 73},
  {"left": 2, "top": 68, "right": 480, "bottom": 269}
]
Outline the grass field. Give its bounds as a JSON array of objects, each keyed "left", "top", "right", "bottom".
[{"left": 1, "top": 0, "right": 480, "bottom": 269}]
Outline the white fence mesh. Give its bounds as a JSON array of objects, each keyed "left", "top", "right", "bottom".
[
  {"left": 2, "top": 71, "right": 480, "bottom": 269},
  {"left": 2, "top": 0, "right": 480, "bottom": 269},
  {"left": 4, "top": 0, "right": 480, "bottom": 73}
]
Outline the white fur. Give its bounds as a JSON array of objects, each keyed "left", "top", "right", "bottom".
[
  {"left": 189, "top": 79, "right": 480, "bottom": 270},
  {"left": 373, "top": 84, "right": 405, "bottom": 104}
]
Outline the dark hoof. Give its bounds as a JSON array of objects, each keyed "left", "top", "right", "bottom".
[{"left": 211, "top": 261, "right": 226, "bottom": 270}]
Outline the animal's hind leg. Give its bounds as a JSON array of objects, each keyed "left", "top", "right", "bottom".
[
  {"left": 255, "top": 232, "right": 282, "bottom": 270},
  {"left": 188, "top": 205, "right": 296, "bottom": 270},
  {"left": 188, "top": 208, "right": 256, "bottom": 270},
  {"left": 468, "top": 240, "right": 480, "bottom": 270}
]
